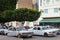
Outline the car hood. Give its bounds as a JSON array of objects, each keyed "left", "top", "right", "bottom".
[{"left": 19, "top": 30, "right": 33, "bottom": 33}]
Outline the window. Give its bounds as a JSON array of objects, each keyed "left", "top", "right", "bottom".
[
  {"left": 8, "top": 28, "right": 16, "bottom": 31},
  {"left": 46, "top": 0, "right": 50, "bottom": 4},
  {"left": 40, "top": 0, "right": 42, "bottom": 6},
  {"left": 44, "top": 9, "right": 48, "bottom": 13},
  {"left": 37, "top": 27, "right": 40, "bottom": 30},
  {"left": 55, "top": 0, "right": 59, "bottom": 2},
  {"left": 54, "top": 0, "right": 59, "bottom": 3},
  {"left": 54, "top": 8, "right": 58, "bottom": 13},
  {"left": 33, "top": 27, "right": 36, "bottom": 30}
]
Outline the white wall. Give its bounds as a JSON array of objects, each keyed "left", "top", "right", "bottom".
[
  {"left": 38, "top": 0, "right": 60, "bottom": 18},
  {"left": 34, "top": 0, "right": 60, "bottom": 25}
]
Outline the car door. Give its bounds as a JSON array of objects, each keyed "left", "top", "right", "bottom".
[
  {"left": 37, "top": 27, "right": 43, "bottom": 35},
  {"left": 33, "top": 27, "right": 38, "bottom": 35},
  {"left": 8, "top": 28, "right": 18, "bottom": 36},
  {"left": 9, "top": 31, "right": 18, "bottom": 36}
]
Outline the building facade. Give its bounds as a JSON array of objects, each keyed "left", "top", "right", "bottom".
[
  {"left": 16, "top": 0, "right": 38, "bottom": 9},
  {"left": 16, "top": 0, "right": 33, "bottom": 9},
  {"left": 38, "top": 0, "right": 60, "bottom": 27}
]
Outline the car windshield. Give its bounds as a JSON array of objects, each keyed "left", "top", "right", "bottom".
[
  {"left": 49, "top": 26, "right": 55, "bottom": 29},
  {"left": 0, "top": 27, "right": 6, "bottom": 29},
  {"left": 16, "top": 27, "right": 27, "bottom": 31},
  {"left": 42, "top": 26, "right": 55, "bottom": 30}
]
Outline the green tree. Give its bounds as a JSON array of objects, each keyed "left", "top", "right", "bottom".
[
  {"left": 0, "top": 0, "right": 18, "bottom": 13},
  {"left": 15, "top": 8, "right": 41, "bottom": 22},
  {"left": 0, "top": 8, "right": 41, "bottom": 27},
  {"left": 0, "top": 10, "right": 16, "bottom": 26},
  {"left": 0, "top": 8, "right": 41, "bottom": 22},
  {"left": 0, "top": 0, "right": 17, "bottom": 26},
  {"left": 0, "top": 10, "right": 14, "bottom": 23}
]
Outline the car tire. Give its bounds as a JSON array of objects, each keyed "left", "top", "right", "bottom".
[
  {"left": 44, "top": 33, "right": 48, "bottom": 37},
  {"left": 29, "top": 36, "right": 32, "bottom": 38},
  {"left": 5, "top": 33, "right": 8, "bottom": 35},
  {"left": 17, "top": 34, "right": 21, "bottom": 38}
]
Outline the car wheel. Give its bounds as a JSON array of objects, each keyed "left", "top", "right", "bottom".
[
  {"left": 44, "top": 33, "right": 48, "bottom": 37},
  {"left": 5, "top": 33, "right": 8, "bottom": 35},
  {"left": 29, "top": 36, "right": 32, "bottom": 38},
  {"left": 17, "top": 34, "right": 21, "bottom": 38}
]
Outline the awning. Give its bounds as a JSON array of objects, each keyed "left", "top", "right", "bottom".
[{"left": 40, "top": 18, "right": 60, "bottom": 23}]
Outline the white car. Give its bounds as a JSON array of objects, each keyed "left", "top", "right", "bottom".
[
  {"left": 6, "top": 27, "right": 33, "bottom": 38},
  {"left": 0, "top": 27, "right": 8, "bottom": 35},
  {"left": 28, "top": 26, "right": 59, "bottom": 37}
]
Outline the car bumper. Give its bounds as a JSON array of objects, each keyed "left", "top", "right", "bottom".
[
  {"left": 0, "top": 31, "right": 5, "bottom": 35},
  {"left": 48, "top": 33, "right": 57, "bottom": 36},
  {"left": 20, "top": 34, "right": 32, "bottom": 37}
]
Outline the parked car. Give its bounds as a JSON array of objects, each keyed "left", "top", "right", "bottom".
[
  {"left": 28, "top": 26, "right": 60, "bottom": 37},
  {"left": 57, "top": 30, "right": 60, "bottom": 34},
  {"left": 6, "top": 27, "right": 33, "bottom": 38},
  {"left": 46, "top": 26, "right": 60, "bottom": 34},
  {"left": 0, "top": 27, "right": 8, "bottom": 35}
]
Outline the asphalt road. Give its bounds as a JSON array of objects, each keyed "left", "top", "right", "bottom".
[
  {"left": 0, "top": 35, "right": 60, "bottom": 40},
  {"left": 0, "top": 35, "right": 23, "bottom": 40},
  {"left": 23, "top": 35, "right": 60, "bottom": 40}
]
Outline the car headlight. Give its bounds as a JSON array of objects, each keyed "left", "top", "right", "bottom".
[
  {"left": 49, "top": 32, "right": 52, "bottom": 33},
  {"left": 48, "top": 32, "right": 52, "bottom": 34},
  {"left": 57, "top": 30, "right": 60, "bottom": 33}
]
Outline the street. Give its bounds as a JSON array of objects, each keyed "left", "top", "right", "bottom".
[
  {"left": 0, "top": 35, "right": 23, "bottom": 40},
  {"left": 0, "top": 35, "right": 60, "bottom": 40},
  {"left": 23, "top": 35, "right": 60, "bottom": 40}
]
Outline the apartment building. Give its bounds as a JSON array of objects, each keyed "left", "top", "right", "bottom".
[{"left": 38, "top": 0, "right": 60, "bottom": 27}]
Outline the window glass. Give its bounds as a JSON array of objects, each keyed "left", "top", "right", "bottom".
[
  {"left": 38, "top": 27, "right": 40, "bottom": 30},
  {"left": 44, "top": 9, "right": 48, "bottom": 13},
  {"left": 54, "top": 0, "right": 59, "bottom": 3},
  {"left": 8, "top": 27, "right": 16, "bottom": 31},
  {"left": 46, "top": 0, "right": 50, "bottom": 4},
  {"left": 40, "top": 0, "right": 42, "bottom": 6},
  {"left": 55, "top": 0, "right": 59, "bottom": 2},
  {"left": 33, "top": 27, "right": 36, "bottom": 30},
  {"left": 54, "top": 8, "right": 58, "bottom": 13}
]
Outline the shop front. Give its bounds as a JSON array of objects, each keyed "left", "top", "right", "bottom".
[{"left": 40, "top": 18, "right": 60, "bottom": 28}]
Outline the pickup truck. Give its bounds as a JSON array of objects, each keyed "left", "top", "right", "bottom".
[{"left": 28, "top": 26, "right": 60, "bottom": 37}]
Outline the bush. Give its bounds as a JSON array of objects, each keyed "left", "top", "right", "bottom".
[
  {"left": 0, "top": 8, "right": 41, "bottom": 23},
  {"left": 0, "top": 10, "right": 15, "bottom": 23},
  {"left": 15, "top": 8, "right": 41, "bottom": 22}
]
